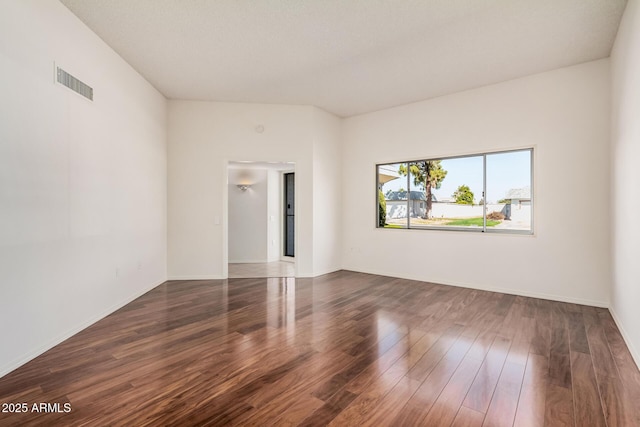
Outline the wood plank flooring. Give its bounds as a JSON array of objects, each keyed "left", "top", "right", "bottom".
[{"left": 1, "top": 271, "right": 639, "bottom": 426}]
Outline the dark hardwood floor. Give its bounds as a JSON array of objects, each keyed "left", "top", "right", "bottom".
[{"left": 1, "top": 270, "right": 639, "bottom": 426}]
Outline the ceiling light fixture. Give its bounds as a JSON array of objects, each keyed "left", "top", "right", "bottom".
[{"left": 237, "top": 184, "right": 250, "bottom": 191}]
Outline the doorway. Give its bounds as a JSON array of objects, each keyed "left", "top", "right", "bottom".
[{"left": 226, "top": 161, "right": 295, "bottom": 278}]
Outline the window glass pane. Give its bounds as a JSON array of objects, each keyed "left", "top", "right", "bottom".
[
  {"left": 408, "top": 162, "right": 425, "bottom": 225},
  {"left": 405, "top": 156, "right": 483, "bottom": 229},
  {"left": 377, "top": 163, "right": 407, "bottom": 228},
  {"left": 378, "top": 149, "right": 533, "bottom": 234},
  {"left": 486, "top": 150, "right": 532, "bottom": 232}
]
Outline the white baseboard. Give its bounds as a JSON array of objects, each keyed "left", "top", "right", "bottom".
[
  {"left": 608, "top": 307, "right": 640, "bottom": 371},
  {"left": 312, "top": 267, "right": 343, "bottom": 278},
  {"left": 341, "top": 267, "right": 609, "bottom": 308},
  {"left": 228, "top": 259, "right": 268, "bottom": 264},
  {"left": 0, "top": 279, "right": 165, "bottom": 379},
  {"left": 167, "top": 275, "right": 224, "bottom": 280}
]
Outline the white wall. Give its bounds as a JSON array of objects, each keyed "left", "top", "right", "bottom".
[
  {"left": 611, "top": 0, "right": 640, "bottom": 368},
  {"left": 0, "top": 1, "right": 167, "bottom": 377},
  {"left": 267, "top": 169, "right": 282, "bottom": 262},
  {"left": 342, "top": 59, "right": 611, "bottom": 306},
  {"left": 169, "top": 102, "right": 313, "bottom": 277},
  {"left": 312, "top": 108, "right": 343, "bottom": 275},
  {"left": 228, "top": 168, "right": 268, "bottom": 263},
  {"left": 168, "top": 102, "right": 342, "bottom": 278}
]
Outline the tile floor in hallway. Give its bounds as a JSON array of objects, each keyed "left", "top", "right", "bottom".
[{"left": 228, "top": 260, "right": 295, "bottom": 278}]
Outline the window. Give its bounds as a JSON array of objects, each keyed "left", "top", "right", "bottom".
[
  {"left": 377, "top": 148, "right": 533, "bottom": 233},
  {"left": 378, "top": 163, "right": 408, "bottom": 228}
]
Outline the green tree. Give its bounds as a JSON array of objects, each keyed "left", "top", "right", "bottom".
[
  {"left": 453, "top": 185, "right": 474, "bottom": 205},
  {"left": 378, "top": 189, "right": 387, "bottom": 226},
  {"left": 398, "top": 161, "right": 447, "bottom": 218}
]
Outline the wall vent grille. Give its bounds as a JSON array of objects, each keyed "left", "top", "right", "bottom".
[{"left": 56, "top": 67, "right": 93, "bottom": 101}]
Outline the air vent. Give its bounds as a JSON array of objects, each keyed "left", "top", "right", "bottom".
[{"left": 56, "top": 67, "right": 93, "bottom": 101}]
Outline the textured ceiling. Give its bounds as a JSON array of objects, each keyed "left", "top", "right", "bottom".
[{"left": 60, "top": 0, "right": 627, "bottom": 117}]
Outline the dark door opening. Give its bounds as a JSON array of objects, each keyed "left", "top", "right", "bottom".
[{"left": 284, "top": 172, "right": 295, "bottom": 257}]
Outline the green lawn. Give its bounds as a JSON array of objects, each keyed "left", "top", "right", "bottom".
[
  {"left": 383, "top": 217, "right": 500, "bottom": 228},
  {"left": 444, "top": 217, "right": 500, "bottom": 227}
]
